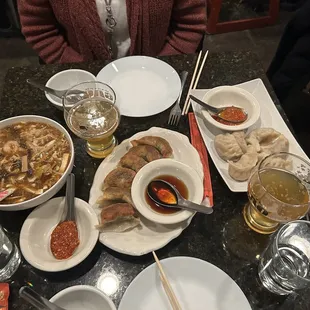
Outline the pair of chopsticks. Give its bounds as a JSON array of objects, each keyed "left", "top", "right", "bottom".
[
  {"left": 152, "top": 252, "right": 182, "bottom": 310},
  {"left": 182, "top": 50, "right": 209, "bottom": 115}
]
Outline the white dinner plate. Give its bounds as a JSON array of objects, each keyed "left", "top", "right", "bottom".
[
  {"left": 89, "top": 127, "right": 203, "bottom": 256},
  {"left": 119, "top": 257, "right": 252, "bottom": 310},
  {"left": 96, "top": 56, "right": 181, "bottom": 117},
  {"left": 192, "top": 78, "right": 310, "bottom": 192}
]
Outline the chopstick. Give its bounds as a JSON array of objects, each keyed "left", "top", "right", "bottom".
[
  {"left": 152, "top": 251, "right": 182, "bottom": 310},
  {"left": 182, "top": 50, "right": 209, "bottom": 115}
]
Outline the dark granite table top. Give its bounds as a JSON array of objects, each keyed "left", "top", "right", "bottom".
[{"left": 0, "top": 52, "right": 309, "bottom": 310}]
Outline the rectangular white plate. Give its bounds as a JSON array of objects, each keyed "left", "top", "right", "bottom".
[{"left": 192, "top": 78, "right": 310, "bottom": 192}]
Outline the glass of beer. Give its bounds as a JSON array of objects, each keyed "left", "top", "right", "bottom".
[
  {"left": 63, "top": 81, "right": 120, "bottom": 158},
  {"left": 244, "top": 152, "right": 310, "bottom": 234}
]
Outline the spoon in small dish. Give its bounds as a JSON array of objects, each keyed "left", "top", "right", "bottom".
[
  {"left": 189, "top": 95, "right": 248, "bottom": 124},
  {"left": 19, "top": 286, "right": 66, "bottom": 310},
  {"left": 27, "top": 79, "right": 88, "bottom": 104},
  {"left": 50, "top": 173, "right": 79, "bottom": 260},
  {"left": 147, "top": 180, "right": 213, "bottom": 215}
]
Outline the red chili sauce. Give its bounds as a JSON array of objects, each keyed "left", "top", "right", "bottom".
[
  {"left": 50, "top": 221, "right": 79, "bottom": 260},
  {"left": 145, "top": 175, "right": 188, "bottom": 214},
  {"left": 212, "top": 106, "right": 246, "bottom": 125}
]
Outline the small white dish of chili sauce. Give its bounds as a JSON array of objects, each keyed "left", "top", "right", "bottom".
[
  {"left": 20, "top": 197, "right": 99, "bottom": 272},
  {"left": 200, "top": 86, "right": 260, "bottom": 132}
]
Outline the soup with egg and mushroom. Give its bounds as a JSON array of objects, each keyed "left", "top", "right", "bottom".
[{"left": 0, "top": 121, "right": 71, "bottom": 204}]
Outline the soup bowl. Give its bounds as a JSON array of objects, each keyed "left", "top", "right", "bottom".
[{"left": 0, "top": 115, "right": 74, "bottom": 211}]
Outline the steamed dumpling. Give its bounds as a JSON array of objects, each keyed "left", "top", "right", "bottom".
[
  {"left": 232, "top": 131, "right": 247, "bottom": 153},
  {"left": 214, "top": 133, "right": 243, "bottom": 161},
  {"left": 260, "top": 156, "right": 293, "bottom": 170},
  {"left": 260, "top": 134, "right": 289, "bottom": 154},
  {"left": 246, "top": 128, "right": 288, "bottom": 153},
  {"left": 228, "top": 152, "right": 258, "bottom": 181}
]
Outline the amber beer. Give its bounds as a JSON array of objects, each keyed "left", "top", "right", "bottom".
[
  {"left": 244, "top": 153, "right": 310, "bottom": 234},
  {"left": 63, "top": 82, "right": 120, "bottom": 159}
]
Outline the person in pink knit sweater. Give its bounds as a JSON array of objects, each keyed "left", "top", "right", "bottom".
[{"left": 18, "top": 0, "right": 206, "bottom": 64}]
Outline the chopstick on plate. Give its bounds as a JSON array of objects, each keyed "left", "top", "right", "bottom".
[
  {"left": 152, "top": 251, "right": 182, "bottom": 310},
  {"left": 182, "top": 50, "right": 209, "bottom": 115}
]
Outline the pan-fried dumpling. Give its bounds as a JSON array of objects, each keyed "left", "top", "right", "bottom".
[
  {"left": 131, "top": 136, "right": 173, "bottom": 158},
  {"left": 232, "top": 132, "right": 247, "bottom": 153},
  {"left": 119, "top": 153, "right": 148, "bottom": 172},
  {"left": 103, "top": 167, "right": 136, "bottom": 189},
  {"left": 214, "top": 133, "right": 244, "bottom": 161},
  {"left": 127, "top": 145, "right": 162, "bottom": 162},
  {"left": 96, "top": 203, "right": 140, "bottom": 232},
  {"left": 97, "top": 187, "right": 133, "bottom": 206},
  {"left": 228, "top": 152, "right": 258, "bottom": 181}
]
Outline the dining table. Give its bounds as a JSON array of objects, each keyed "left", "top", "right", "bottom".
[{"left": 1, "top": 51, "right": 309, "bottom": 310}]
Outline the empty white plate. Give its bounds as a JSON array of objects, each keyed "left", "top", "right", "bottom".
[
  {"left": 96, "top": 56, "right": 181, "bottom": 117},
  {"left": 119, "top": 257, "right": 251, "bottom": 310}
]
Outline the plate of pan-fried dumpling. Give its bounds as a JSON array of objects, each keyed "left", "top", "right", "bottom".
[
  {"left": 89, "top": 127, "right": 203, "bottom": 256},
  {"left": 191, "top": 78, "right": 310, "bottom": 192}
]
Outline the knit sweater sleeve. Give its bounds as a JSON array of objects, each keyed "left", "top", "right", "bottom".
[
  {"left": 18, "top": 0, "right": 84, "bottom": 64},
  {"left": 159, "top": 0, "right": 206, "bottom": 56}
]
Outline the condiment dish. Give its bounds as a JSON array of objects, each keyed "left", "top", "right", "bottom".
[
  {"left": 131, "top": 159, "right": 204, "bottom": 225},
  {"left": 20, "top": 197, "right": 99, "bottom": 272},
  {"left": 45, "top": 69, "right": 96, "bottom": 109},
  {"left": 0, "top": 115, "right": 74, "bottom": 211},
  {"left": 50, "top": 285, "right": 116, "bottom": 310},
  {"left": 198, "top": 86, "right": 260, "bottom": 131}
]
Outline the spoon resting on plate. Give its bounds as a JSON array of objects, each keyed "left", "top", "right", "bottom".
[
  {"left": 189, "top": 95, "right": 247, "bottom": 124},
  {"left": 147, "top": 180, "right": 213, "bottom": 215}
]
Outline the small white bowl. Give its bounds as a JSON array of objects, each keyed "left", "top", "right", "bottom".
[
  {"left": 50, "top": 285, "right": 116, "bottom": 310},
  {"left": 200, "top": 86, "right": 260, "bottom": 131},
  {"left": 131, "top": 159, "right": 204, "bottom": 225},
  {"left": 45, "top": 69, "right": 96, "bottom": 109},
  {"left": 0, "top": 115, "right": 74, "bottom": 211},
  {"left": 20, "top": 197, "right": 99, "bottom": 272}
]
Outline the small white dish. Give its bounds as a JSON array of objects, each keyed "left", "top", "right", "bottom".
[
  {"left": 0, "top": 115, "right": 74, "bottom": 211},
  {"left": 45, "top": 69, "right": 96, "bottom": 109},
  {"left": 96, "top": 56, "right": 181, "bottom": 117},
  {"left": 89, "top": 127, "right": 204, "bottom": 256},
  {"left": 20, "top": 197, "right": 99, "bottom": 272},
  {"left": 199, "top": 85, "right": 260, "bottom": 131},
  {"left": 50, "top": 285, "right": 116, "bottom": 310},
  {"left": 119, "top": 257, "right": 251, "bottom": 310},
  {"left": 132, "top": 159, "right": 204, "bottom": 225}
]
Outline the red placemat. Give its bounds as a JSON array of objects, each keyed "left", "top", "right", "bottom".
[{"left": 189, "top": 113, "right": 214, "bottom": 206}]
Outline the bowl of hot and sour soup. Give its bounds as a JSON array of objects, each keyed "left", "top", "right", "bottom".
[{"left": 0, "top": 115, "right": 74, "bottom": 211}]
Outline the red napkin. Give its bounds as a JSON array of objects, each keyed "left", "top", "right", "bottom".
[
  {"left": 188, "top": 113, "right": 214, "bottom": 207},
  {"left": 0, "top": 283, "right": 9, "bottom": 310}
]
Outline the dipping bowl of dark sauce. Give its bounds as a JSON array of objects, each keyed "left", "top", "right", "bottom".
[
  {"left": 200, "top": 86, "right": 260, "bottom": 131},
  {"left": 132, "top": 159, "right": 203, "bottom": 224}
]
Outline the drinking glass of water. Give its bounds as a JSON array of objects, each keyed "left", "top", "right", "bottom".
[
  {"left": 258, "top": 220, "right": 310, "bottom": 295},
  {"left": 0, "top": 225, "right": 21, "bottom": 281}
]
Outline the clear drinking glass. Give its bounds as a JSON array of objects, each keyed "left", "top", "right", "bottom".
[
  {"left": 258, "top": 220, "right": 310, "bottom": 295},
  {"left": 63, "top": 81, "right": 120, "bottom": 158},
  {"left": 0, "top": 226, "right": 21, "bottom": 281},
  {"left": 244, "top": 152, "right": 310, "bottom": 234}
]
